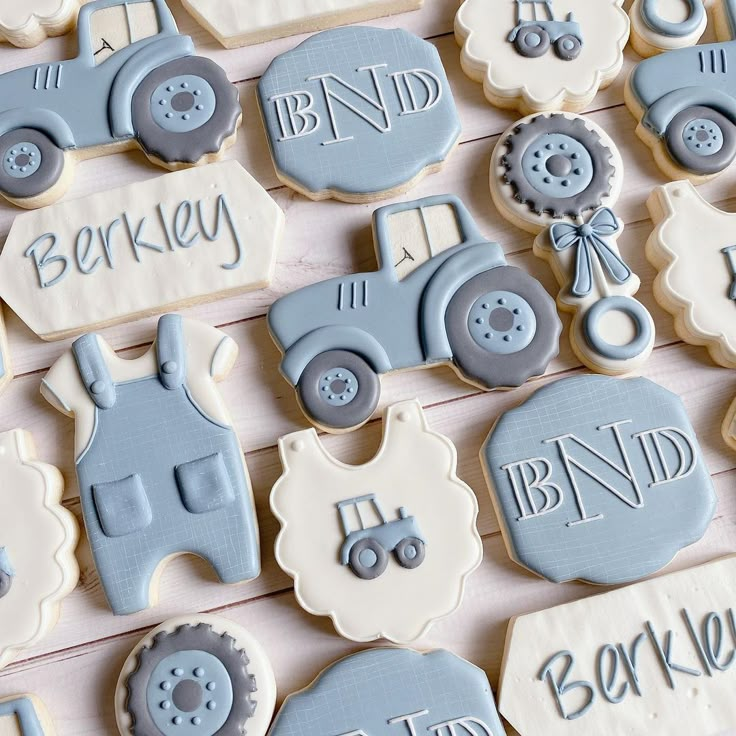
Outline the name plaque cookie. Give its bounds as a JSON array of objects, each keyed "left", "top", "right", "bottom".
[
  {"left": 482, "top": 375, "right": 715, "bottom": 585},
  {"left": 0, "top": 161, "right": 284, "bottom": 341},
  {"left": 257, "top": 26, "right": 461, "bottom": 203},
  {"left": 499, "top": 555, "right": 736, "bottom": 735}
]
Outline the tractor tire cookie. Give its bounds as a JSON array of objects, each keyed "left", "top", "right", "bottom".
[
  {"left": 0, "top": 161, "right": 284, "bottom": 341},
  {"left": 270, "top": 648, "right": 505, "bottom": 736},
  {"left": 629, "top": 0, "right": 707, "bottom": 58},
  {"left": 271, "top": 400, "right": 483, "bottom": 643},
  {"left": 182, "top": 0, "right": 424, "bottom": 49},
  {"left": 268, "top": 195, "right": 560, "bottom": 432},
  {"left": 115, "top": 614, "right": 276, "bottom": 736},
  {"left": 0, "top": 695, "right": 56, "bottom": 735},
  {"left": 0, "top": 0, "right": 242, "bottom": 210},
  {"left": 499, "top": 555, "right": 736, "bottom": 735},
  {"left": 0, "top": 430, "right": 79, "bottom": 670},
  {"left": 257, "top": 26, "right": 460, "bottom": 204},
  {"left": 647, "top": 180, "right": 736, "bottom": 367},
  {"left": 40, "top": 314, "right": 261, "bottom": 615},
  {"left": 482, "top": 375, "right": 715, "bottom": 585},
  {"left": 455, "top": 0, "right": 629, "bottom": 114},
  {"left": 0, "top": 0, "right": 82, "bottom": 48}
]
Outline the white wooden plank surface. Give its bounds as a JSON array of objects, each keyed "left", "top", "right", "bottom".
[{"left": 0, "top": 1, "right": 734, "bottom": 734}]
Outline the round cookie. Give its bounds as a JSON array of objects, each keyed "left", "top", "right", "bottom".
[
  {"left": 629, "top": 0, "right": 707, "bottom": 58},
  {"left": 115, "top": 614, "right": 276, "bottom": 736}
]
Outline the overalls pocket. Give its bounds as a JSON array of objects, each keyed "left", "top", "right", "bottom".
[
  {"left": 92, "top": 474, "right": 153, "bottom": 538},
  {"left": 175, "top": 452, "right": 235, "bottom": 514}
]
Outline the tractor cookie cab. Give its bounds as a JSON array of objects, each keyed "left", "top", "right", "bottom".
[
  {"left": 507, "top": 0, "right": 583, "bottom": 61},
  {"left": 268, "top": 195, "right": 561, "bottom": 432},
  {"left": 0, "top": 0, "right": 241, "bottom": 207}
]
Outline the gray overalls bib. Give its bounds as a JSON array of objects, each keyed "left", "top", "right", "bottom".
[{"left": 72, "top": 314, "right": 259, "bottom": 615}]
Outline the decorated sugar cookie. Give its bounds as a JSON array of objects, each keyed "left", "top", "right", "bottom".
[
  {"left": 0, "top": 0, "right": 82, "bottom": 48},
  {"left": 0, "top": 429, "right": 79, "bottom": 670},
  {"left": 257, "top": 26, "right": 460, "bottom": 204},
  {"left": 455, "top": 0, "right": 629, "bottom": 114},
  {"left": 629, "top": 0, "right": 707, "bottom": 57},
  {"left": 182, "top": 0, "right": 423, "bottom": 49},
  {"left": 0, "top": 161, "right": 284, "bottom": 341},
  {"left": 115, "top": 614, "right": 276, "bottom": 736},
  {"left": 482, "top": 375, "right": 715, "bottom": 585},
  {"left": 0, "top": 304, "right": 13, "bottom": 396},
  {"left": 268, "top": 195, "right": 560, "bottom": 432},
  {"left": 0, "top": 695, "right": 56, "bottom": 735},
  {"left": 647, "top": 180, "right": 736, "bottom": 367},
  {"left": 271, "top": 400, "right": 483, "bottom": 643},
  {"left": 0, "top": 0, "right": 242, "bottom": 210},
  {"left": 41, "top": 314, "right": 260, "bottom": 615},
  {"left": 499, "top": 555, "right": 736, "bottom": 734},
  {"left": 270, "top": 648, "right": 505, "bottom": 736}
]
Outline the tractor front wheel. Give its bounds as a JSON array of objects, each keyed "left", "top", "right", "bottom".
[
  {"left": 0, "top": 128, "right": 66, "bottom": 202},
  {"left": 394, "top": 537, "right": 425, "bottom": 570}
]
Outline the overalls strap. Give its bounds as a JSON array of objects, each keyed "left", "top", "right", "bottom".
[
  {"left": 72, "top": 333, "right": 116, "bottom": 410},
  {"left": 156, "top": 314, "right": 186, "bottom": 390}
]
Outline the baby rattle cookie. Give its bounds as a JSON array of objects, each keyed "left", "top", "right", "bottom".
[
  {"left": 270, "top": 648, "right": 505, "bottom": 736},
  {"left": 0, "top": 0, "right": 82, "bottom": 48},
  {"left": 0, "top": 695, "right": 57, "bottom": 735},
  {"left": 455, "top": 0, "right": 629, "bottom": 114},
  {"left": 271, "top": 400, "right": 483, "bottom": 643},
  {"left": 182, "top": 0, "right": 423, "bottom": 49},
  {"left": 629, "top": 0, "right": 707, "bottom": 57},
  {"left": 115, "top": 614, "right": 276, "bottom": 736},
  {"left": 41, "top": 314, "right": 260, "bottom": 615},
  {"left": 0, "top": 429, "right": 79, "bottom": 670},
  {"left": 499, "top": 554, "right": 736, "bottom": 735},
  {"left": 0, "top": 0, "right": 241, "bottom": 210},
  {"left": 482, "top": 374, "right": 715, "bottom": 585},
  {"left": 268, "top": 194, "right": 560, "bottom": 432},
  {"left": 257, "top": 26, "right": 460, "bottom": 204}
]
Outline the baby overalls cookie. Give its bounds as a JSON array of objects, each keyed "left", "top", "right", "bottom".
[
  {"left": 41, "top": 314, "right": 260, "bottom": 615},
  {"left": 0, "top": 695, "right": 56, "bottom": 735},
  {"left": 271, "top": 400, "right": 483, "bottom": 643}
]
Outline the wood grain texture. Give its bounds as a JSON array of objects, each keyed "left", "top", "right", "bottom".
[{"left": 0, "top": 1, "right": 734, "bottom": 735}]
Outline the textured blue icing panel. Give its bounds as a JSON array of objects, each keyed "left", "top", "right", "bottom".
[
  {"left": 483, "top": 375, "right": 716, "bottom": 585},
  {"left": 258, "top": 26, "right": 461, "bottom": 196},
  {"left": 269, "top": 649, "right": 505, "bottom": 736}
]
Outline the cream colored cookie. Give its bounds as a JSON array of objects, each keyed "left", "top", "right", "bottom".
[
  {"left": 0, "top": 429, "right": 79, "bottom": 670},
  {"left": 182, "top": 0, "right": 424, "bottom": 49},
  {"left": 455, "top": 0, "right": 629, "bottom": 114},
  {"left": 0, "top": 695, "right": 56, "bottom": 735},
  {"left": 271, "top": 400, "right": 483, "bottom": 642},
  {"left": 0, "top": 161, "right": 284, "bottom": 341},
  {"left": 629, "top": 0, "right": 707, "bottom": 58},
  {"left": 0, "top": 0, "right": 83, "bottom": 48},
  {"left": 647, "top": 180, "right": 736, "bottom": 367},
  {"left": 116, "top": 614, "right": 276, "bottom": 736}
]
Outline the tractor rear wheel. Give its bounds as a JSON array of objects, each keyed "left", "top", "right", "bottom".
[
  {"left": 514, "top": 25, "right": 550, "bottom": 58},
  {"left": 349, "top": 538, "right": 388, "bottom": 580},
  {"left": 297, "top": 350, "right": 380, "bottom": 431},
  {"left": 394, "top": 537, "right": 425, "bottom": 570},
  {"left": 446, "top": 266, "right": 560, "bottom": 389},
  {"left": 0, "top": 128, "right": 65, "bottom": 201}
]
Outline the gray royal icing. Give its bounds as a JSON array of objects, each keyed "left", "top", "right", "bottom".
[
  {"left": 268, "top": 648, "right": 505, "bottom": 736},
  {"left": 507, "top": 0, "right": 583, "bottom": 61},
  {"left": 482, "top": 374, "right": 716, "bottom": 584},
  {"left": 640, "top": 0, "right": 705, "bottom": 37},
  {"left": 257, "top": 26, "right": 461, "bottom": 198}
]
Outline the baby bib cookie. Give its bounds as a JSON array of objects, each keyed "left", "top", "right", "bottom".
[
  {"left": 0, "top": 429, "right": 79, "bottom": 670},
  {"left": 182, "top": 0, "right": 424, "bottom": 49},
  {"left": 0, "top": 695, "right": 56, "bottom": 735},
  {"left": 646, "top": 180, "right": 736, "bottom": 367},
  {"left": 482, "top": 375, "right": 715, "bottom": 585},
  {"left": 40, "top": 314, "right": 260, "bottom": 615},
  {"left": 257, "top": 26, "right": 460, "bottom": 204},
  {"left": 271, "top": 400, "right": 483, "bottom": 643},
  {"left": 0, "top": 0, "right": 241, "bottom": 210},
  {"left": 629, "top": 0, "right": 707, "bottom": 57},
  {"left": 499, "top": 555, "right": 736, "bottom": 735},
  {"left": 0, "top": 161, "right": 284, "bottom": 341},
  {"left": 116, "top": 614, "right": 276, "bottom": 736},
  {"left": 268, "top": 195, "right": 560, "bottom": 432},
  {"left": 0, "top": 0, "right": 82, "bottom": 48},
  {"left": 455, "top": 0, "right": 629, "bottom": 114},
  {"left": 270, "top": 648, "right": 505, "bottom": 736}
]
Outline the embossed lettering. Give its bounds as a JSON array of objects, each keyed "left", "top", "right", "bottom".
[
  {"left": 75, "top": 226, "right": 103, "bottom": 275},
  {"left": 428, "top": 717, "right": 495, "bottom": 736},
  {"left": 539, "top": 651, "right": 595, "bottom": 721},
  {"left": 26, "top": 234, "right": 69, "bottom": 289},
  {"left": 646, "top": 621, "right": 701, "bottom": 689},
  {"left": 597, "top": 644, "right": 628, "bottom": 705},
  {"left": 123, "top": 214, "right": 165, "bottom": 261},
  {"left": 198, "top": 195, "right": 244, "bottom": 271},
  {"left": 501, "top": 457, "right": 563, "bottom": 520},
  {"left": 388, "top": 710, "right": 429, "bottom": 736},
  {"left": 390, "top": 69, "right": 443, "bottom": 115},
  {"left": 270, "top": 91, "right": 320, "bottom": 141},
  {"left": 633, "top": 427, "right": 697, "bottom": 487},
  {"left": 618, "top": 633, "right": 647, "bottom": 697}
]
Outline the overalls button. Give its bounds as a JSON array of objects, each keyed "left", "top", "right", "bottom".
[
  {"left": 162, "top": 361, "right": 178, "bottom": 374},
  {"left": 90, "top": 381, "right": 105, "bottom": 395}
]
